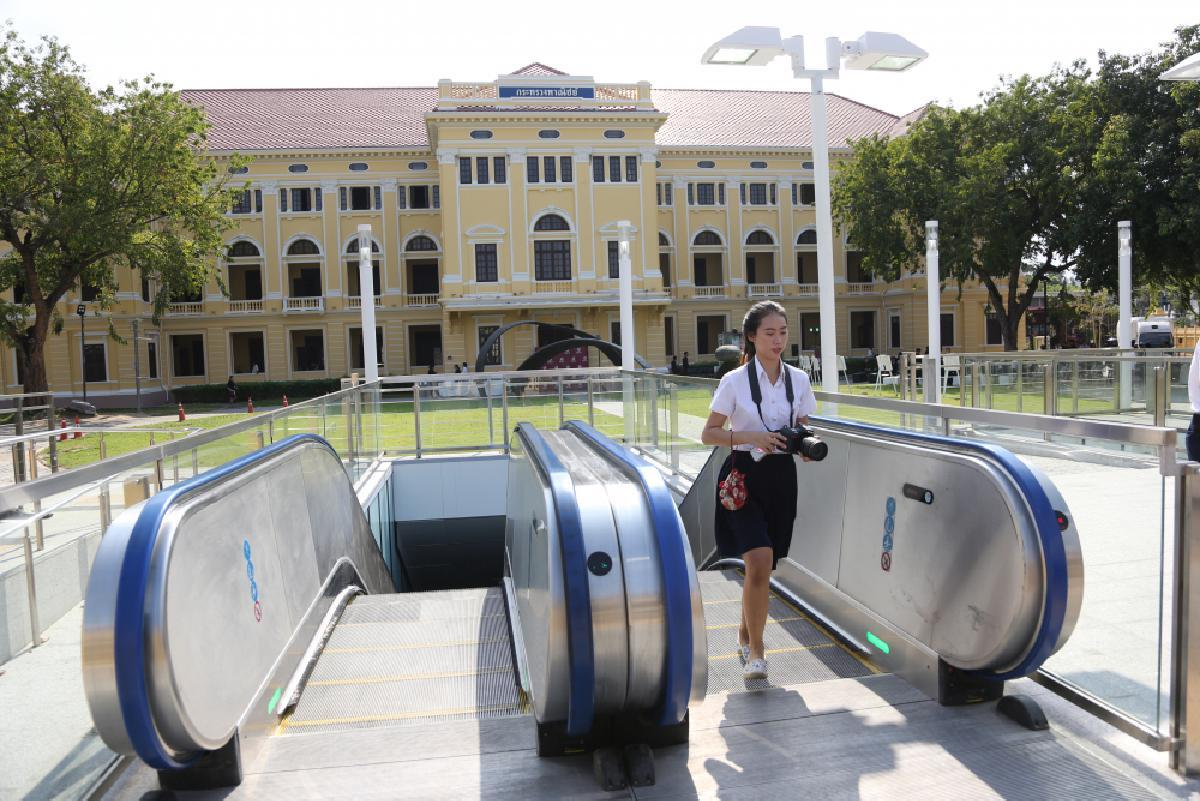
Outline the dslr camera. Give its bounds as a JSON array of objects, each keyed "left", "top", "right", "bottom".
[{"left": 775, "top": 425, "right": 828, "bottom": 461}]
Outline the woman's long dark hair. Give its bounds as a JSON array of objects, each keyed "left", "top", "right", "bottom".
[{"left": 741, "top": 300, "right": 787, "bottom": 365}]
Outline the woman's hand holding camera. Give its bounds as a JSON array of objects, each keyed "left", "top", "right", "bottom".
[{"left": 748, "top": 431, "right": 787, "bottom": 454}]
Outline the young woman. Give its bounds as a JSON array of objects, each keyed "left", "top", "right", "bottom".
[{"left": 700, "top": 301, "right": 817, "bottom": 680}]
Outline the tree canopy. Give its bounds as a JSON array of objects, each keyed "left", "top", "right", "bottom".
[
  {"left": 0, "top": 27, "right": 237, "bottom": 392},
  {"left": 833, "top": 25, "right": 1200, "bottom": 349}
]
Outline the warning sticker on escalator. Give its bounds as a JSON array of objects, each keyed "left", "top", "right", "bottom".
[{"left": 881, "top": 497, "right": 895, "bottom": 571}]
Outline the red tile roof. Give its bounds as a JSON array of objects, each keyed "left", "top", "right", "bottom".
[{"left": 181, "top": 85, "right": 904, "bottom": 152}]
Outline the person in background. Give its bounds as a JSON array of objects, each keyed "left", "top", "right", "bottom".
[
  {"left": 462, "top": 362, "right": 469, "bottom": 373},
  {"left": 226, "top": 376, "right": 238, "bottom": 403},
  {"left": 1188, "top": 337, "right": 1200, "bottom": 461},
  {"left": 427, "top": 364, "right": 436, "bottom": 375},
  {"left": 682, "top": 352, "right": 690, "bottom": 374},
  {"left": 670, "top": 354, "right": 679, "bottom": 375}
]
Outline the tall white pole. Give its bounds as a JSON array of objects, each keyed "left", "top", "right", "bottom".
[
  {"left": 1117, "top": 220, "right": 1132, "bottom": 410},
  {"left": 925, "top": 221, "right": 940, "bottom": 403},
  {"left": 358, "top": 223, "right": 379, "bottom": 383},
  {"left": 809, "top": 75, "right": 839, "bottom": 396},
  {"left": 618, "top": 221, "right": 636, "bottom": 444}
]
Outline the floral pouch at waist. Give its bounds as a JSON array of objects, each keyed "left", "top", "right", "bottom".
[{"left": 718, "top": 467, "right": 748, "bottom": 511}]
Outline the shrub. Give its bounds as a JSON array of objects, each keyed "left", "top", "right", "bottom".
[{"left": 172, "top": 379, "right": 341, "bottom": 405}]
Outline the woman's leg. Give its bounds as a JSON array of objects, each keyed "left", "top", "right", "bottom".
[{"left": 742, "top": 546, "right": 774, "bottom": 659}]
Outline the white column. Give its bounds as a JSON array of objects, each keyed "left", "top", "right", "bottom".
[
  {"left": 809, "top": 75, "right": 838, "bottom": 395},
  {"left": 925, "top": 221, "right": 940, "bottom": 403},
  {"left": 618, "top": 220, "right": 636, "bottom": 444},
  {"left": 358, "top": 223, "right": 379, "bottom": 382},
  {"left": 1118, "top": 220, "right": 1133, "bottom": 409}
]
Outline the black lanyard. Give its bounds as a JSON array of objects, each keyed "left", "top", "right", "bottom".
[{"left": 746, "top": 361, "right": 794, "bottom": 429}]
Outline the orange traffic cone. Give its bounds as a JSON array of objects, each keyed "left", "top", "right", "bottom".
[
  {"left": 73, "top": 415, "right": 82, "bottom": 439},
  {"left": 178, "top": 402, "right": 186, "bottom": 422},
  {"left": 59, "top": 419, "right": 67, "bottom": 442},
  {"left": 247, "top": 397, "right": 254, "bottom": 414},
  {"left": 282, "top": 395, "right": 289, "bottom": 408}
]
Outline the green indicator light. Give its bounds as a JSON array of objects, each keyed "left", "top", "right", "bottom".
[
  {"left": 268, "top": 687, "right": 283, "bottom": 714},
  {"left": 866, "top": 631, "right": 890, "bottom": 654}
]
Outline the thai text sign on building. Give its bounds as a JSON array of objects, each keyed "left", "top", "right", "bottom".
[{"left": 498, "top": 86, "right": 596, "bottom": 99}]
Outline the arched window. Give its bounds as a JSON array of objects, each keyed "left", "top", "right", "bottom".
[
  {"left": 746, "top": 230, "right": 774, "bottom": 246},
  {"left": 693, "top": 230, "right": 722, "bottom": 247},
  {"left": 346, "top": 237, "right": 380, "bottom": 254},
  {"left": 658, "top": 232, "right": 670, "bottom": 247},
  {"left": 227, "top": 241, "right": 260, "bottom": 258},
  {"left": 405, "top": 235, "right": 438, "bottom": 252},
  {"left": 286, "top": 238, "right": 321, "bottom": 256},
  {"left": 534, "top": 213, "right": 570, "bottom": 232},
  {"left": 796, "top": 229, "right": 817, "bottom": 246}
]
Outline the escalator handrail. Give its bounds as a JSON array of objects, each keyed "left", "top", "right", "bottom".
[
  {"left": 563, "top": 421, "right": 694, "bottom": 726},
  {"left": 811, "top": 417, "right": 1068, "bottom": 680},
  {"left": 113, "top": 433, "right": 331, "bottom": 769},
  {"left": 515, "top": 423, "right": 595, "bottom": 736}
]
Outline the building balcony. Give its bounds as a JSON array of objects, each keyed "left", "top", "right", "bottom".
[
  {"left": 284, "top": 296, "right": 324, "bottom": 313},
  {"left": 748, "top": 283, "right": 783, "bottom": 298},
  {"left": 228, "top": 299, "right": 263, "bottom": 313},
  {"left": 847, "top": 282, "right": 877, "bottom": 295},
  {"left": 405, "top": 293, "right": 440, "bottom": 308},
  {"left": 797, "top": 283, "right": 819, "bottom": 296},
  {"left": 532, "top": 281, "right": 573, "bottom": 295},
  {"left": 166, "top": 302, "right": 203, "bottom": 316},
  {"left": 347, "top": 295, "right": 381, "bottom": 310},
  {"left": 695, "top": 285, "right": 726, "bottom": 298}
]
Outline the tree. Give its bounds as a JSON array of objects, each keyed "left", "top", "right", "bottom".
[
  {"left": 1072, "top": 25, "right": 1200, "bottom": 303},
  {"left": 0, "top": 28, "right": 236, "bottom": 393},
  {"left": 833, "top": 65, "right": 1095, "bottom": 350}
]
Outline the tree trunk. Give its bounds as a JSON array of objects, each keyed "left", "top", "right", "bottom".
[{"left": 16, "top": 308, "right": 54, "bottom": 395}]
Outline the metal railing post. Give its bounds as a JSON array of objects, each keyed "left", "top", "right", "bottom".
[
  {"left": 1017, "top": 362, "right": 1024, "bottom": 414},
  {"left": 1155, "top": 365, "right": 1168, "bottom": 428},
  {"left": 151, "top": 434, "right": 164, "bottom": 492},
  {"left": 257, "top": 430, "right": 265, "bottom": 450},
  {"left": 501, "top": 380, "right": 510, "bottom": 453},
  {"left": 669, "top": 381, "right": 679, "bottom": 472},
  {"left": 1042, "top": 364, "right": 1055, "bottom": 417},
  {"left": 983, "top": 361, "right": 993, "bottom": 409},
  {"left": 486, "top": 384, "right": 494, "bottom": 447},
  {"left": 557, "top": 376, "right": 565, "bottom": 427},
  {"left": 650, "top": 376, "right": 660, "bottom": 449},
  {"left": 28, "top": 445, "right": 43, "bottom": 550},
  {"left": 99, "top": 480, "right": 111, "bottom": 534},
  {"left": 191, "top": 448, "right": 199, "bottom": 477},
  {"left": 346, "top": 395, "right": 356, "bottom": 466},
  {"left": 268, "top": 417, "right": 274, "bottom": 445},
  {"left": 99, "top": 435, "right": 107, "bottom": 461},
  {"left": 972, "top": 362, "right": 981, "bottom": 408},
  {"left": 13, "top": 395, "right": 25, "bottom": 482},
  {"left": 587, "top": 376, "right": 595, "bottom": 427},
  {"left": 413, "top": 381, "right": 423, "bottom": 458},
  {"left": 1171, "top": 463, "right": 1200, "bottom": 774},
  {"left": 47, "top": 394, "right": 58, "bottom": 473},
  {"left": 23, "top": 529, "right": 41, "bottom": 648},
  {"left": 1072, "top": 360, "right": 1080, "bottom": 414}
]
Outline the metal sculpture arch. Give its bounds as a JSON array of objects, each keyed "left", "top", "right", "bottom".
[{"left": 473, "top": 321, "right": 650, "bottom": 374}]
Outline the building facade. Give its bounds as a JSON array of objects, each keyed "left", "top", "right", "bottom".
[{"left": 6, "top": 64, "right": 1020, "bottom": 399}]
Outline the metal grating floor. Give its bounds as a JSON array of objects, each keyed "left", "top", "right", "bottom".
[
  {"left": 279, "top": 587, "right": 528, "bottom": 736},
  {"left": 699, "top": 569, "right": 875, "bottom": 694}
]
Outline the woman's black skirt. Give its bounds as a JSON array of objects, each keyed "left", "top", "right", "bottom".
[{"left": 714, "top": 450, "right": 798, "bottom": 569}]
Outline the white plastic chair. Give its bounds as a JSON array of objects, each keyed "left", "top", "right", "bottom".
[
  {"left": 941, "top": 353, "right": 961, "bottom": 394},
  {"left": 875, "top": 354, "right": 898, "bottom": 391},
  {"left": 837, "top": 355, "right": 850, "bottom": 385}
]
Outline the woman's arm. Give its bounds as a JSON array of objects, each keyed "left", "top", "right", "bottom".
[{"left": 701, "top": 411, "right": 785, "bottom": 452}]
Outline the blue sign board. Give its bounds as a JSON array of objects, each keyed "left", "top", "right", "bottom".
[{"left": 499, "top": 86, "right": 595, "bottom": 100}]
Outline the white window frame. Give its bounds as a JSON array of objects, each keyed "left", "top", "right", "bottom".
[
  {"left": 227, "top": 329, "right": 269, "bottom": 377},
  {"left": 278, "top": 185, "right": 322, "bottom": 217},
  {"left": 287, "top": 326, "right": 328, "bottom": 376},
  {"left": 168, "top": 331, "right": 207, "bottom": 381},
  {"left": 399, "top": 183, "right": 440, "bottom": 213}
]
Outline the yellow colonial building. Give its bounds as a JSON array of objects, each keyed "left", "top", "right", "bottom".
[{"left": 8, "top": 63, "right": 1017, "bottom": 401}]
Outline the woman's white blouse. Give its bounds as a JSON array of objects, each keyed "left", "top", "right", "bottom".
[{"left": 710, "top": 358, "right": 818, "bottom": 451}]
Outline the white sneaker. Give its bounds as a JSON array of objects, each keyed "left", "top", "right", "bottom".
[
  {"left": 744, "top": 657, "right": 768, "bottom": 680},
  {"left": 738, "top": 644, "right": 751, "bottom": 664}
]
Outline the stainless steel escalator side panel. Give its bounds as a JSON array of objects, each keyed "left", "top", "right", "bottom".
[
  {"left": 542, "top": 431, "right": 631, "bottom": 715},
  {"left": 505, "top": 439, "right": 569, "bottom": 724}
]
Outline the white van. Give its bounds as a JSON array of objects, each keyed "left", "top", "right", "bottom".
[{"left": 1132, "top": 317, "right": 1174, "bottom": 348}]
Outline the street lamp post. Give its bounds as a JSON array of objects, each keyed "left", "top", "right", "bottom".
[
  {"left": 76, "top": 303, "right": 87, "bottom": 403},
  {"left": 703, "top": 28, "right": 928, "bottom": 395}
]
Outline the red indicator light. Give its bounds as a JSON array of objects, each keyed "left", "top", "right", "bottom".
[{"left": 1054, "top": 511, "right": 1068, "bottom": 531}]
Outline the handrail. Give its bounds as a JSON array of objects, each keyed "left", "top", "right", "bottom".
[
  {"left": 811, "top": 417, "right": 1069, "bottom": 679},
  {"left": 0, "top": 381, "right": 378, "bottom": 511},
  {"left": 114, "top": 433, "right": 332, "bottom": 769},
  {"left": 563, "top": 420, "right": 694, "bottom": 725},
  {"left": 514, "top": 422, "right": 595, "bottom": 737},
  {"left": 0, "top": 426, "right": 194, "bottom": 449}
]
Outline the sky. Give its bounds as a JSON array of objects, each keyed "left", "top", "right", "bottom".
[{"left": 2, "top": 0, "right": 1196, "bottom": 116}]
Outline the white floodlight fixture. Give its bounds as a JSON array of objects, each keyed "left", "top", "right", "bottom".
[
  {"left": 842, "top": 31, "right": 928, "bottom": 72},
  {"left": 1160, "top": 51, "right": 1200, "bottom": 81},
  {"left": 701, "top": 26, "right": 784, "bottom": 66}
]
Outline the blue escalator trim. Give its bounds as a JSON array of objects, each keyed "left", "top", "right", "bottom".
[
  {"left": 813, "top": 417, "right": 1068, "bottom": 679},
  {"left": 113, "top": 433, "right": 333, "bottom": 770},
  {"left": 563, "top": 421, "right": 693, "bottom": 726},
  {"left": 515, "top": 423, "right": 595, "bottom": 736}
]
